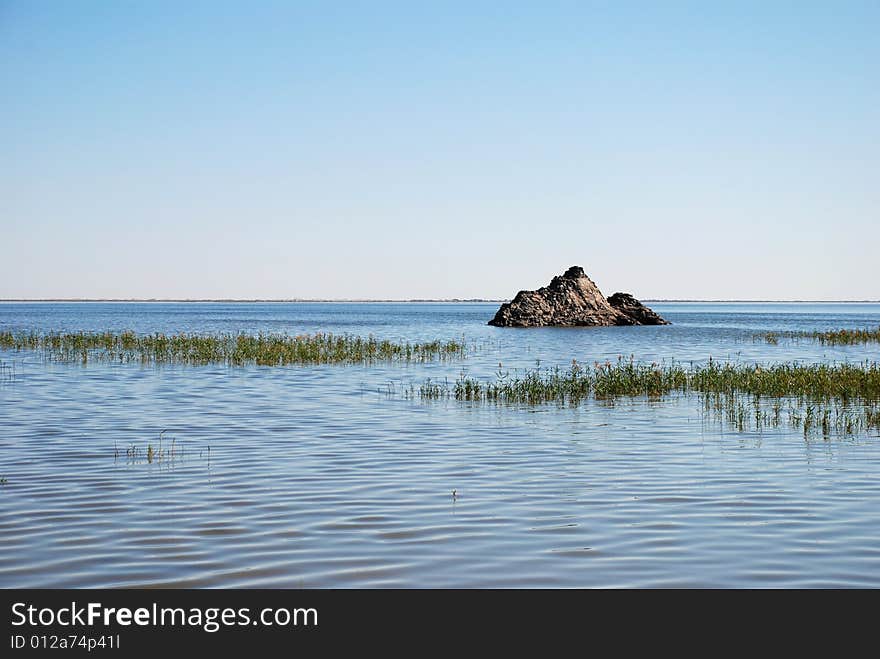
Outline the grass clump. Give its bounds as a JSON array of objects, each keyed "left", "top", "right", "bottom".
[
  {"left": 421, "top": 357, "right": 880, "bottom": 438},
  {"left": 0, "top": 330, "right": 467, "bottom": 367},
  {"left": 422, "top": 357, "right": 880, "bottom": 404},
  {"left": 700, "top": 391, "right": 880, "bottom": 438},
  {"left": 759, "top": 326, "right": 880, "bottom": 346}
]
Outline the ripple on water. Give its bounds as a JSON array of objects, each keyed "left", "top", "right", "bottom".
[{"left": 2, "top": 302, "right": 880, "bottom": 587}]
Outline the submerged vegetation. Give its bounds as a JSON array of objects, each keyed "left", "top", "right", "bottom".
[
  {"left": 419, "top": 358, "right": 880, "bottom": 438},
  {"left": 698, "top": 391, "right": 880, "bottom": 438},
  {"left": 0, "top": 330, "right": 466, "bottom": 366},
  {"left": 420, "top": 358, "right": 880, "bottom": 403},
  {"left": 3, "top": 327, "right": 879, "bottom": 439},
  {"left": 114, "top": 431, "right": 209, "bottom": 466},
  {"left": 0, "top": 360, "right": 13, "bottom": 381},
  {"left": 760, "top": 326, "right": 880, "bottom": 346}
]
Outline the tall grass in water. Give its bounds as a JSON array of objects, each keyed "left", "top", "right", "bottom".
[
  {"left": 423, "top": 358, "right": 880, "bottom": 403},
  {"left": 0, "top": 331, "right": 466, "bottom": 366},
  {"left": 700, "top": 391, "right": 880, "bottom": 438},
  {"left": 420, "top": 357, "right": 880, "bottom": 437},
  {"left": 760, "top": 326, "right": 880, "bottom": 346}
]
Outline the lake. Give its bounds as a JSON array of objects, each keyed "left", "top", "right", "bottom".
[{"left": 1, "top": 301, "right": 880, "bottom": 587}]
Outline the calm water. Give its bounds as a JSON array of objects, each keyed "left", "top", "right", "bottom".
[{"left": 1, "top": 302, "right": 879, "bottom": 587}]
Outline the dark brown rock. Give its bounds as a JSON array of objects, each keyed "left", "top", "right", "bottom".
[
  {"left": 607, "top": 292, "right": 669, "bottom": 326},
  {"left": 488, "top": 266, "right": 668, "bottom": 327}
]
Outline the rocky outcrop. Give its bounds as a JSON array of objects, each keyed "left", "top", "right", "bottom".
[
  {"left": 607, "top": 292, "right": 668, "bottom": 326},
  {"left": 488, "top": 266, "right": 668, "bottom": 327}
]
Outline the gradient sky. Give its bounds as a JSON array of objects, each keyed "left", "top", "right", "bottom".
[{"left": 2, "top": 1, "right": 878, "bottom": 300}]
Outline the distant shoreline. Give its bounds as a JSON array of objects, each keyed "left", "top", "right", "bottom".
[
  {"left": 0, "top": 298, "right": 506, "bottom": 303},
  {"left": 1, "top": 299, "right": 879, "bottom": 304},
  {"left": 644, "top": 299, "right": 880, "bottom": 304}
]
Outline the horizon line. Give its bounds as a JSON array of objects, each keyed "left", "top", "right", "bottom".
[{"left": 1, "top": 298, "right": 879, "bottom": 304}]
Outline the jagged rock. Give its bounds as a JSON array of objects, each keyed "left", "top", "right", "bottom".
[
  {"left": 488, "top": 266, "right": 669, "bottom": 327},
  {"left": 607, "top": 292, "right": 669, "bottom": 326}
]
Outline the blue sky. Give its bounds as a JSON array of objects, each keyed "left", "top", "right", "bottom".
[{"left": 2, "top": 1, "right": 878, "bottom": 299}]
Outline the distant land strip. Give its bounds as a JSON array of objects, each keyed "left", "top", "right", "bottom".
[
  {"left": 0, "top": 298, "right": 507, "bottom": 303},
  {"left": 1, "top": 298, "right": 878, "bottom": 304},
  {"left": 643, "top": 299, "right": 880, "bottom": 303}
]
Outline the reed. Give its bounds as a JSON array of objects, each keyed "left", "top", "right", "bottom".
[
  {"left": 0, "top": 360, "right": 13, "bottom": 383},
  {"left": 759, "top": 326, "right": 880, "bottom": 346},
  {"left": 115, "top": 431, "right": 198, "bottom": 466},
  {"left": 700, "top": 391, "right": 879, "bottom": 438},
  {"left": 420, "top": 357, "right": 880, "bottom": 437},
  {"left": 0, "top": 330, "right": 467, "bottom": 366},
  {"left": 422, "top": 358, "right": 880, "bottom": 403}
]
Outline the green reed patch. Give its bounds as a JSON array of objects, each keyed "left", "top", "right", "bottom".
[
  {"left": 421, "top": 358, "right": 880, "bottom": 404},
  {"left": 760, "top": 326, "right": 880, "bottom": 346},
  {"left": 701, "top": 391, "right": 880, "bottom": 438},
  {"left": 0, "top": 330, "right": 467, "bottom": 366},
  {"left": 420, "top": 358, "right": 880, "bottom": 438}
]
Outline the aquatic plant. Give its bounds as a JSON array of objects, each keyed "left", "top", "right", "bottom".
[
  {"left": 0, "top": 330, "right": 467, "bottom": 366},
  {"left": 0, "top": 360, "right": 13, "bottom": 381},
  {"left": 115, "top": 431, "right": 199, "bottom": 466},
  {"left": 419, "top": 357, "right": 880, "bottom": 438},
  {"left": 759, "top": 326, "right": 880, "bottom": 346},
  {"left": 421, "top": 357, "right": 880, "bottom": 403},
  {"left": 699, "top": 390, "right": 879, "bottom": 438}
]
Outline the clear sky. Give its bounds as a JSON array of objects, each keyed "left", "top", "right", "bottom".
[{"left": 2, "top": 1, "right": 878, "bottom": 300}]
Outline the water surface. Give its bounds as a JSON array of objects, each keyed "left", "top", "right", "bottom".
[{"left": 1, "top": 302, "right": 879, "bottom": 587}]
